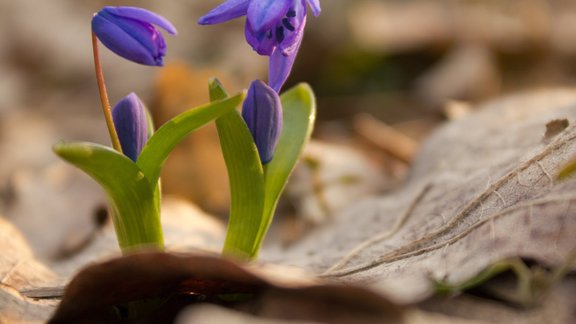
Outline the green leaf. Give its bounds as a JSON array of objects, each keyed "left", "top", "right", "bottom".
[
  {"left": 53, "top": 142, "right": 163, "bottom": 251},
  {"left": 254, "top": 83, "right": 316, "bottom": 255},
  {"left": 210, "top": 79, "right": 265, "bottom": 260},
  {"left": 136, "top": 94, "right": 245, "bottom": 187},
  {"left": 144, "top": 106, "right": 156, "bottom": 138}
]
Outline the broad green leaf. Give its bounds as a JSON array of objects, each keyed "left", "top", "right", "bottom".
[
  {"left": 254, "top": 83, "right": 316, "bottom": 255},
  {"left": 209, "top": 79, "right": 265, "bottom": 260},
  {"left": 136, "top": 94, "right": 245, "bottom": 187},
  {"left": 53, "top": 142, "right": 163, "bottom": 250}
]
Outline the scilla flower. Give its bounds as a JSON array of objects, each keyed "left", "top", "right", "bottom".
[
  {"left": 242, "top": 80, "right": 283, "bottom": 164},
  {"left": 112, "top": 93, "right": 148, "bottom": 161},
  {"left": 92, "top": 6, "right": 177, "bottom": 66},
  {"left": 199, "top": 0, "right": 321, "bottom": 91}
]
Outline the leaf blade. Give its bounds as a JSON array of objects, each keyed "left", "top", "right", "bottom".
[
  {"left": 54, "top": 142, "right": 163, "bottom": 250},
  {"left": 210, "top": 79, "right": 265, "bottom": 259},
  {"left": 136, "top": 94, "right": 245, "bottom": 186}
]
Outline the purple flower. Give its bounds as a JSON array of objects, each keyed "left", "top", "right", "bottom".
[
  {"left": 112, "top": 93, "right": 148, "bottom": 161},
  {"left": 92, "top": 6, "right": 177, "bottom": 66},
  {"left": 199, "top": 0, "right": 321, "bottom": 92},
  {"left": 242, "top": 80, "right": 283, "bottom": 164}
]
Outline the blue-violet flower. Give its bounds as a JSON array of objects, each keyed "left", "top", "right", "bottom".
[
  {"left": 92, "top": 6, "right": 177, "bottom": 66},
  {"left": 242, "top": 80, "right": 283, "bottom": 164},
  {"left": 112, "top": 93, "right": 149, "bottom": 161},
  {"left": 198, "top": 0, "right": 321, "bottom": 92}
]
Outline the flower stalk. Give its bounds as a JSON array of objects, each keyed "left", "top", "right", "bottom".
[{"left": 91, "top": 32, "right": 123, "bottom": 153}]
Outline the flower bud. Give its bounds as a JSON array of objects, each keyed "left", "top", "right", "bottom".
[
  {"left": 92, "top": 6, "right": 177, "bottom": 66},
  {"left": 112, "top": 93, "right": 148, "bottom": 161},
  {"left": 242, "top": 80, "right": 283, "bottom": 164}
]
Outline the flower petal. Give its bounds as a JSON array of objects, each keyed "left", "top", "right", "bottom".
[
  {"left": 114, "top": 18, "right": 166, "bottom": 62},
  {"left": 247, "top": 0, "right": 291, "bottom": 32},
  {"left": 112, "top": 93, "right": 149, "bottom": 161},
  {"left": 242, "top": 80, "right": 283, "bottom": 164},
  {"left": 245, "top": 21, "right": 277, "bottom": 56},
  {"left": 198, "top": 0, "right": 250, "bottom": 25},
  {"left": 104, "top": 6, "right": 177, "bottom": 34},
  {"left": 306, "top": 0, "right": 321, "bottom": 17},
  {"left": 277, "top": 0, "right": 307, "bottom": 54},
  {"left": 92, "top": 14, "right": 159, "bottom": 66},
  {"left": 268, "top": 32, "right": 303, "bottom": 92}
]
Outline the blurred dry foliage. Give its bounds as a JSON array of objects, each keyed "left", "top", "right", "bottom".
[{"left": 1, "top": 0, "right": 576, "bottom": 323}]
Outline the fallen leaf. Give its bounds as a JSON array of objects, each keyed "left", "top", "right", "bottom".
[
  {"left": 0, "top": 217, "right": 59, "bottom": 322},
  {"left": 273, "top": 89, "right": 576, "bottom": 303},
  {"left": 49, "top": 252, "right": 404, "bottom": 324}
]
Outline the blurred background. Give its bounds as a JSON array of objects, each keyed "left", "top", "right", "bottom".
[{"left": 2, "top": 0, "right": 576, "bottom": 260}]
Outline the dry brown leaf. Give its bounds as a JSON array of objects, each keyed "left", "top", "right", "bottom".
[
  {"left": 49, "top": 252, "right": 404, "bottom": 324},
  {"left": 0, "top": 217, "right": 59, "bottom": 322},
  {"left": 273, "top": 89, "right": 576, "bottom": 303},
  {"left": 0, "top": 217, "right": 59, "bottom": 291}
]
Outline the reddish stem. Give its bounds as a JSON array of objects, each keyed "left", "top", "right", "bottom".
[{"left": 92, "top": 32, "right": 123, "bottom": 153}]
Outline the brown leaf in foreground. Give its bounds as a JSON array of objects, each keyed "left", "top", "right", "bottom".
[{"left": 49, "top": 252, "right": 404, "bottom": 323}]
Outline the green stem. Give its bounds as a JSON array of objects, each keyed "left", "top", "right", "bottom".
[{"left": 111, "top": 184, "right": 164, "bottom": 253}]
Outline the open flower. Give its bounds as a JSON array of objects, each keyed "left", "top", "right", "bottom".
[
  {"left": 199, "top": 0, "right": 321, "bottom": 91},
  {"left": 92, "top": 6, "right": 177, "bottom": 66},
  {"left": 112, "top": 93, "right": 149, "bottom": 161},
  {"left": 242, "top": 80, "right": 283, "bottom": 164}
]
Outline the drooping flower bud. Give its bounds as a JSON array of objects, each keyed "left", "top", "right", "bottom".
[
  {"left": 242, "top": 80, "right": 283, "bottom": 164},
  {"left": 112, "top": 93, "right": 148, "bottom": 161},
  {"left": 92, "top": 6, "right": 177, "bottom": 66}
]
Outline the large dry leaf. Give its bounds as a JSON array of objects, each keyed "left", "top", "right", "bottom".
[{"left": 272, "top": 89, "right": 576, "bottom": 303}]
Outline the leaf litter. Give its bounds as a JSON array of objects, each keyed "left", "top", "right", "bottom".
[{"left": 3, "top": 89, "right": 576, "bottom": 322}]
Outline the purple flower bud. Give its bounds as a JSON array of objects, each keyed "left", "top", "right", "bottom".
[
  {"left": 92, "top": 6, "right": 177, "bottom": 66},
  {"left": 199, "top": 0, "right": 320, "bottom": 91},
  {"left": 112, "top": 93, "right": 148, "bottom": 161},
  {"left": 242, "top": 80, "right": 283, "bottom": 164}
]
